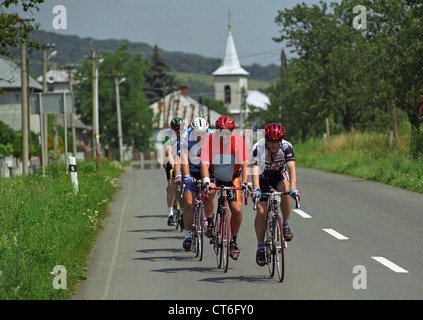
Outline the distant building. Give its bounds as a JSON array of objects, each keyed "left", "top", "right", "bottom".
[
  {"left": 0, "top": 56, "right": 42, "bottom": 133},
  {"left": 149, "top": 86, "right": 222, "bottom": 129},
  {"left": 212, "top": 23, "right": 269, "bottom": 127},
  {"left": 36, "top": 66, "right": 91, "bottom": 150}
]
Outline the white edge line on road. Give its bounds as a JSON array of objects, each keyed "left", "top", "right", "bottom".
[
  {"left": 323, "top": 228, "right": 349, "bottom": 240},
  {"left": 104, "top": 179, "right": 132, "bottom": 299},
  {"left": 371, "top": 256, "right": 409, "bottom": 273},
  {"left": 293, "top": 208, "right": 312, "bottom": 218}
]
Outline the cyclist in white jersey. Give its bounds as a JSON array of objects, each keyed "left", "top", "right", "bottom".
[{"left": 251, "top": 123, "right": 301, "bottom": 266}]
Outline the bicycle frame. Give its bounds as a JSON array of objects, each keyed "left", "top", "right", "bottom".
[
  {"left": 192, "top": 180, "right": 206, "bottom": 260},
  {"left": 208, "top": 185, "right": 248, "bottom": 273},
  {"left": 253, "top": 190, "right": 299, "bottom": 283}
]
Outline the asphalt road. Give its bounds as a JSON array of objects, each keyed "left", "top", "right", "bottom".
[{"left": 73, "top": 164, "right": 423, "bottom": 300}]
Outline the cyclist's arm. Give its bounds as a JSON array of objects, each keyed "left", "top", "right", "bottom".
[
  {"left": 286, "top": 160, "right": 301, "bottom": 200},
  {"left": 200, "top": 161, "right": 210, "bottom": 180},
  {"left": 174, "top": 152, "right": 181, "bottom": 176},
  {"left": 181, "top": 146, "right": 190, "bottom": 177},
  {"left": 241, "top": 160, "right": 249, "bottom": 186},
  {"left": 251, "top": 164, "right": 260, "bottom": 191},
  {"left": 165, "top": 146, "right": 175, "bottom": 168}
]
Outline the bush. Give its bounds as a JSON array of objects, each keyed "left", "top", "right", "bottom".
[{"left": 410, "top": 130, "right": 423, "bottom": 160}]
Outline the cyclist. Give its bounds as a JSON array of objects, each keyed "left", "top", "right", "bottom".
[
  {"left": 176, "top": 117, "right": 214, "bottom": 251},
  {"left": 251, "top": 123, "right": 301, "bottom": 266},
  {"left": 200, "top": 115, "right": 250, "bottom": 260},
  {"left": 163, "top": 117, "right": 185, "bottom": 226}
]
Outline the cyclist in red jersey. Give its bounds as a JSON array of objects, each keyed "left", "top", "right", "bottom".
[{"left": 200, "top": 116, "right": 250, "bottom": 260}]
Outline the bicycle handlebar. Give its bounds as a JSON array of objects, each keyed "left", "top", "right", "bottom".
[
  {"left": 207, "top": 185, "right": 249, "bottom": 205},
  {"left": 253, "top": 191, "right": 300, "bottom": 210}
]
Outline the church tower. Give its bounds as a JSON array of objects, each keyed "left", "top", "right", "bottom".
[{"left": 212, "top": 23, "right": 249, "bottom": 126}]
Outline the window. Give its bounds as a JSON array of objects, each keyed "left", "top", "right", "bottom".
[{"left": 224, "top": 85, "right": 231, "bottom": 104}]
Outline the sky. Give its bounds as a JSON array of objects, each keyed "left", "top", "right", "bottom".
[{"left": 13, "top": 0, "right": 327, "bottom": 66}]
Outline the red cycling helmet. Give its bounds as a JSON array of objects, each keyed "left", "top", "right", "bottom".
[
  {"left": 215, "top": 115, "right": 235, "bottom": 130},
  {"left": 265, "top": 123, "right": 285, "bottom": 141}
]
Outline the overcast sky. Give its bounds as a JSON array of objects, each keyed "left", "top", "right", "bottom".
[{"left": 14, "top": 0, "right": 328, "bottom": 66}]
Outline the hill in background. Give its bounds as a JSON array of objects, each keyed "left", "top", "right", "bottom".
[{"left": 12, "top": 30, "right": 277, "bottom": 98}]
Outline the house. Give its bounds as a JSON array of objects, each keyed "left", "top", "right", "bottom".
[
  {"left": 0, "top": 56, "right": 42, "bottom": 133},
  {"left": 149, "top": 86, "right": 222, "bottom": 129},
  {"left": 36, "top": 66, "right": 91, "bottom": 158},
  {"left": 212, "top": 23, "right": 270, "bottom": 127}
]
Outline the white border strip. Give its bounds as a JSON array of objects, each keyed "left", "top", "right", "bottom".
[
  {"left": 323, "top": 228, "right": 349, "bottom": 240},
  {"left": 372, "top": 256, "right": 409, "bottom": 273},
  {"left": 293, "top": 209, "right": 312, "bottom": 218}
]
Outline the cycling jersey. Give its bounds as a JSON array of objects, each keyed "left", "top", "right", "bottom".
[
  {"left": 180, "top": 127, "right": 214, "bottom": 174},
  {"left": 200, "top": 132, "right": 250, "bottom": 182},
  {"left": 163, "top": 127, "right": 181, "bottom": 158},
  {"left": 252, "top": 138, "right": 295, "bottom": 178}
]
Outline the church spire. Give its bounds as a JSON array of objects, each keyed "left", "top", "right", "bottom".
[{"left": 212, "top": 21, "right": 249, "bottom": 76}]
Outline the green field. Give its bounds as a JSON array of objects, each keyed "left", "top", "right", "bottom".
[
  {"left": 0, "top": 160, "right": 124, "bottom": 299},
  {"left": 295, "top": 131, "right": 423, "bottom": 194},
  {"left": 176, "top": 72, "right": 271, "bottom": 91}
]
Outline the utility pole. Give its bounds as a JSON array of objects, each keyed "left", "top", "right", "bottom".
[
  {"left": 20, "top": 18, "right": 34, "bottom": 175},
  {"left": 65, "top": 64, "right": 78, "bottom": 158},
  {"left": 85, "top": 48, "right": 102, "bottom": 170},
  {"left": 41, "top": 43, "right": 55, "bottom": 174},
  {"left": 110, "top": 73, "right": 125, "bottom": 163}
]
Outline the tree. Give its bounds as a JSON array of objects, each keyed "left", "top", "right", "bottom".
[
  {"left": 0, "top": 0, "right": 43, "bottom": 57},
  {"left": 144, "top": 45, "right": 177, "bottom": 104},
  {"left": 74, "top": 44, "right": 153, "bottom": 151}
]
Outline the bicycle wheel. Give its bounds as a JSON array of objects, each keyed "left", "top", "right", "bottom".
[
  {"left": 213, "top": 210, "right": 222, "bottom": 269},
  {"left": 173, "top": 199, "right": 180, "bottom": 230},
  {"left": 192, "top": 205, "right": 199, "bottom": 256},
  {"left": 197, "top": 202, "right": 204, "bottom": 261},
  {"left": 174, "top": 211, "right": 180, "bottom": 230},
  {"left": 265, "top": 217, "right": 275, "bottom": 277},
  {"left": 274, "top": 214, "right": 285, "bottom": 282},
  {"left": 221, "top": 208, "right": 230, "bottom": 273},
  {"left": 213, "top": 209, "right": 221, "bottom": 256}
]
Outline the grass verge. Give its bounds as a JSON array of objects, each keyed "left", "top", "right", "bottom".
[
  {"left": 295, "top": 131, "right": 423, "bottom": 193},
  {"left": 0, "top": 159, "right": 124, "bottom": 299}
]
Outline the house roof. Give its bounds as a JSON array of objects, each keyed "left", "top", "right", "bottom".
[
  {"left": 149, "top": 88, "right": 222, "bottom": 129},
  {"left": 36, "top": 68, "right": 69, "bottom": 84},
  {"left": 0, "top": 56, "right": 43, "bottom": 90},
  {"left": 212, "top": 24, "right": 249, "bottom": 77},
  {"left": 246, "top": 90, "right": 270, "bottom": 110}
]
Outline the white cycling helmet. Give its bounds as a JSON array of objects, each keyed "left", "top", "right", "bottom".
[{"left": 191, "top": 117, "right": 209, "bottom": 133}]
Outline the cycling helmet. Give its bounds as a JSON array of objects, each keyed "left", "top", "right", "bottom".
[
  {"left": 215, "top": 115, "right": 235, "bottom": 130},
  {"left": 191, "top": 117, "right": 209, "bottom": 132},
  {"left": 265, "top": 123, "right": 285, "bottom": 141},
  {"left": 170, "top": 117, "right": 184, "bottom": 128}
]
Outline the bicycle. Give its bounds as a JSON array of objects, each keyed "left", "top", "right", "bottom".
[
  {"left": 169, "top": 169, "right": 183, "bottom": 231},
  {"left": 208, "top": 185, "right": 248, "bottom": 273},
  {"left": 253, "top": 190, "right": 299, "bottom": 282},
  {"left": 188, "top": 179, "right": 208, "bottom": 260}
]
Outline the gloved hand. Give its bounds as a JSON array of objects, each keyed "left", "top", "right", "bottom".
[
  {"left": 202, "top": 177, "right": 211, "bottom": 186},
  {"left": 174, "top": 172, "right": 182, "bottom": 183},
  {"left": 184, "top": 175, "right": 194, "bottom": 184},
  {"left": 252, "top": 188, "right": 261, "bottom": 200},
  {"left": 289, "top": 189, "right": 300, "bottom": 199}
]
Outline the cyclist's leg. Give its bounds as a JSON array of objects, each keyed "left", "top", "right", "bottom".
[
  {"left": 182, "top": 186, "right": 196, "bottom": 250},
  {"left": 277, "top": 178, "right": 293, "bottom": 241},
  {"left": 254, "top": 200, "right": 268, "bottom": 243},
  {"left": 166, "top": 164, "right": 176, "bottom": 225},
  {"left": 255, "top": 177, "right": 271, "bottom": 243}
]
